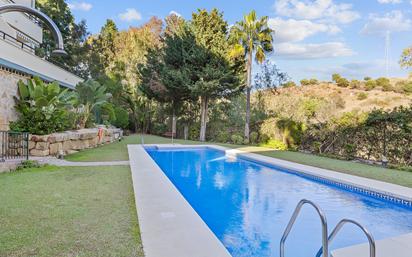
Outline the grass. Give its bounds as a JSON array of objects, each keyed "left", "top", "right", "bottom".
[
  {"left": 66, "top": 134, "right": 412, "bottom": 188},
  {"left": 0, "top": 165, "right": 144, "bottom": 257}
]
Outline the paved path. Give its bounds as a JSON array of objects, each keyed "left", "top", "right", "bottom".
[{"left": 30, "top": 157, "right": 129, "bottom": 167}]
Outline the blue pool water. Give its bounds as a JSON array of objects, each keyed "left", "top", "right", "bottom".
[{"left": 145, "top": 147, "right": 412, "bottom": 257}]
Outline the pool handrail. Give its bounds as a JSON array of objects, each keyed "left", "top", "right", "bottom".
[
  {"left": 315, "top": 219, "right": 376, "bottom": 257},
  {"left": 280, "top": 199, "right": 329, "bottom": 257}
]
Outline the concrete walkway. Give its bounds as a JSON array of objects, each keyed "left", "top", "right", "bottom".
[{"left": 30, "top": 157, "right": 129, "bottom": 167}]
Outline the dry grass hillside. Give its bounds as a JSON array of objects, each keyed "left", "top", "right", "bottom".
[{"left": 259, "top": 82, "right": 412, "bottom": 123}]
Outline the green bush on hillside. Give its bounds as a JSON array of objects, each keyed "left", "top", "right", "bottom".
[
  {"left": 356, "top": 92, "right": 368, "bottom": 100},
  {"left": 376, "top": 77, "right": 392, "bottom": 91},
  {"left": 249, "top": 132, "right": 259, "bottom": 144},
  {"left": 365, "top": 80, "right": 377, "bottom": 91}
]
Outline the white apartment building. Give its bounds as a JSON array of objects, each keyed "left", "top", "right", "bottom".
[{"left": 0, "top": 0, "right": 83, "bottom": 130}]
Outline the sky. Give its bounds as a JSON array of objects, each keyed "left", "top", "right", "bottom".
[{"left": 67, "top": 0, "right": 412, "bottom": 82}]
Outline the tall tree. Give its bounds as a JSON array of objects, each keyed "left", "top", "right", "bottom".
[
  {"left": 140, "top": 16, "right": 194, "bottom": 136},
  {"left": 191, "top": 9, "right": 241, "bottom": 141},
  {"left": 36, "top": 0, "right": 89, "bottom": 78},
  {"left": 229, "top": 10, "right": 274, "bottom": 142},
  {"left": 87, "top": 19, "right": 119, "bottom": 80},
  {"left": 400, "top": 46, "right": 412, "bottom": 68}
]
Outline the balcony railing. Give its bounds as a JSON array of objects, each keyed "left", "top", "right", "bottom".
[
  {"left": 0, "top": 131, "right": 29, "bottom": 162},
  {"left": 0, "top": 29, "right": 35, "bottom": 53}
]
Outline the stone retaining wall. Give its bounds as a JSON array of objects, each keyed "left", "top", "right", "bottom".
[{"left": 29, "top": 128, "right": 123, "bottom": 157}]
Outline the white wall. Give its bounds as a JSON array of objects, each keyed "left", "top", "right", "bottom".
[
  {"left": 0, "top": 40, "right": 83, "bottom": 89},
  {"left": 0, "top": 0, "right": 42, "bottom": 43}
]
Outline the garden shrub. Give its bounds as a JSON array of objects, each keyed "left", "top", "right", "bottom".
[
  {"left": 261, "top": 139, "right": 288, "bottom": 150},
  {"left": 216, "top": 130, "right": 230, "bottom": 143},
  {"left": 357, "top": 92, "right": 368, "bottom": 100},
  {"left": 231, "top": 134, "right": 244, "bottom": 145},
  {"left": 113, "top": 107, "right": 129, "bottom": 129},
  {"left": 249, "top": 132, "right": 259, "bottom": 144},
  {"left": 152, "top": 123, "right": 168, "bottom": 136},
  {"left": 10, "top": 78, "right": 76, "bottom": 135},
  {"left": 189, "top": 125, "right": 200, "bottom": 141},
  {"left": 259, "top": 134, "right": 270, "bottom": 144},
  {"left": 300, "top": 106, "right": 412, "bottom": 166}
]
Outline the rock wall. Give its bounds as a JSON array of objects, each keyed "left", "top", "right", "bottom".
[
  {"left": 0, "top": 68, "right": 29, "bottom": 131},
  {"left": 29, "top": 128, "right": 123, "bottom": 157}
]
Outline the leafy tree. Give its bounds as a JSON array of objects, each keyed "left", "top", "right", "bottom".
[
  {"left": 191, "top": 9, "right": 241, "bottom": 141},
  {"left": 229, "top": 10, "right": 274, "bottom": 142},
  {"left": 140, "top": 17, "right": 194, "bottom": 135},
  {"left": 253, "top": 60, "right": 288, "bottom": 94},
  {"left": 87, "top": 19, "right": 119, "bottom": 80},
  {"left": 36, "top": 0, "right": 89, "bottom": 78},
  {"left": 400, "top": 47, "right": 412, "bottom": 68}
]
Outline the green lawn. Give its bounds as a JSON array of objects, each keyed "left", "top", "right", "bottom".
[
  {"left": 66, "top": 134, "right": 412, "bottom": 188},
  {"left": 0, "top": 165, "right": 144, "bottom": 257}
]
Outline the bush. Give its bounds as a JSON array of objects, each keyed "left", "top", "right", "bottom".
[
  {"left": 376, "top": 77, "right": 391, "bottom": 89},
  {"left": 364, "top": 76, "right": 372, "bottom": 81},
  {"left": 349, "top": 80, "right": 362, "bottom": 89},
  {"left": 300, "top": 79, "right": 310, "bottom": 86},
  {"left": 231, "top": 134, "right": 244, "bottom": 145},
  {"left": 365, "top": 80, "right": 377, "bottom": 91},
  {"left": 259, "top": 134, "right": 270, "bottom": 144},
  {"left": 249, "top": 132, "right": 259, "bottom": 144},
  {"left": 336, "top": 77, "right": 349, "bottom": 88},
  {"left": 401, "top": 81, "right": 412, "bottom": 93},
  {"left": 10, "top": 78, "right": 76, "bottom": 135},
  {"left": 216, "top": 131, "right": 230, "bottom": 143},
  {"left": 113, "top": 107, "right": 129, "bottom": 129},
  {"left": 282, "top": 81, "right": 297, "bottom": 88},
  {"left": 16, "top": 160, "right": 42, "bottom": 170},
  {"left": 332, "top": 73, "right": 341, "bottom": 82},
  {"left": 300, "top": 79, "right": 318, "bottom": 86},
  {"left": 356, "top": 92, "right": 368, "bottom": 100},
  {"left": 260, "top": 139, "right": 288, "bottom": 150},
  {"left": 151, "top": 123, "right": 168, "bottom": 136}
]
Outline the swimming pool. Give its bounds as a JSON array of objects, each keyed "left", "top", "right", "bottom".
[{"left": 145, "top": 147, "right": 412, "bottom": 257}]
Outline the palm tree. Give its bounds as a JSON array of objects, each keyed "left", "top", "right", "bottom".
[{"left": 230, "top": 10, "right": 273, "bottom": 142}]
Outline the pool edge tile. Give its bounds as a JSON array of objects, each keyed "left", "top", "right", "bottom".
[{"left": 128, "top": 145, "right": 232, "bottom": 257}]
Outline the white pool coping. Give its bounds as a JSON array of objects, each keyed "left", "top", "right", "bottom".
[
  {"left": 332, "top": 232, "right": 412, "bottom": 257},
  {"left": 128, "top": 144, "right": 412, "bottom": 257},
  {"left": 128, "top": 145, "right": 231, "bottom": 257}
]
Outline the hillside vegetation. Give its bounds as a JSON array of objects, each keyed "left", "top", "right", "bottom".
[{"left": 260, "top": 81, "right": 412, "bottom": 122}]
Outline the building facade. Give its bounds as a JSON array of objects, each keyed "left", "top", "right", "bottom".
[{"left": 0, "top": 0, "right": 83, "bottom": 130}]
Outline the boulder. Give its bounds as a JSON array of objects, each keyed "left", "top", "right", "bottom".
[
  {"left": 30, "top": 135, "right": 48, "bottom": 142},
  {"left": 48, "top": 133, "right": 70, "bottom": 143},
  {"left": 71, "top": 140, "right": 85, "bottom": 150},
  {"left": 28, "top": 140, "right": 36, "bottom": 150},
  {"left": 30, "top": 149, "right": 49, "bottom": 157},
  {"left": 49, "top": 142, "right": 63, "bottom": 156},
  {"left": 35, "top": 142, "right": 50, "bottom": 151},
  {"left": 62, "top": 140, "right": 73, "bottom": 151}
]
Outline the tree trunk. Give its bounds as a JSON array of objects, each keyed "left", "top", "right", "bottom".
[
  {"left": 184, "top": 124, "right": 189, "bottom": 140},
  {"left": 172, "top": 109, "right": 177, "bottom": 136},
  {"left": 244, "top": 50, "right": 253, "bottom": 142},
  {"left": 199, "top": 96, "right": 208, "bottom": 142}
]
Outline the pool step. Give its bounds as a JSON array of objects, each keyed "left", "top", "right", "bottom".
[{"left": 332, "top": 233, "right": 412, "bottom": 257}]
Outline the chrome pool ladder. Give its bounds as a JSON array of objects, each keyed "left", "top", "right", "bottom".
[{"left": 280, "top": 199, "right": 376, "bottom": 257}]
